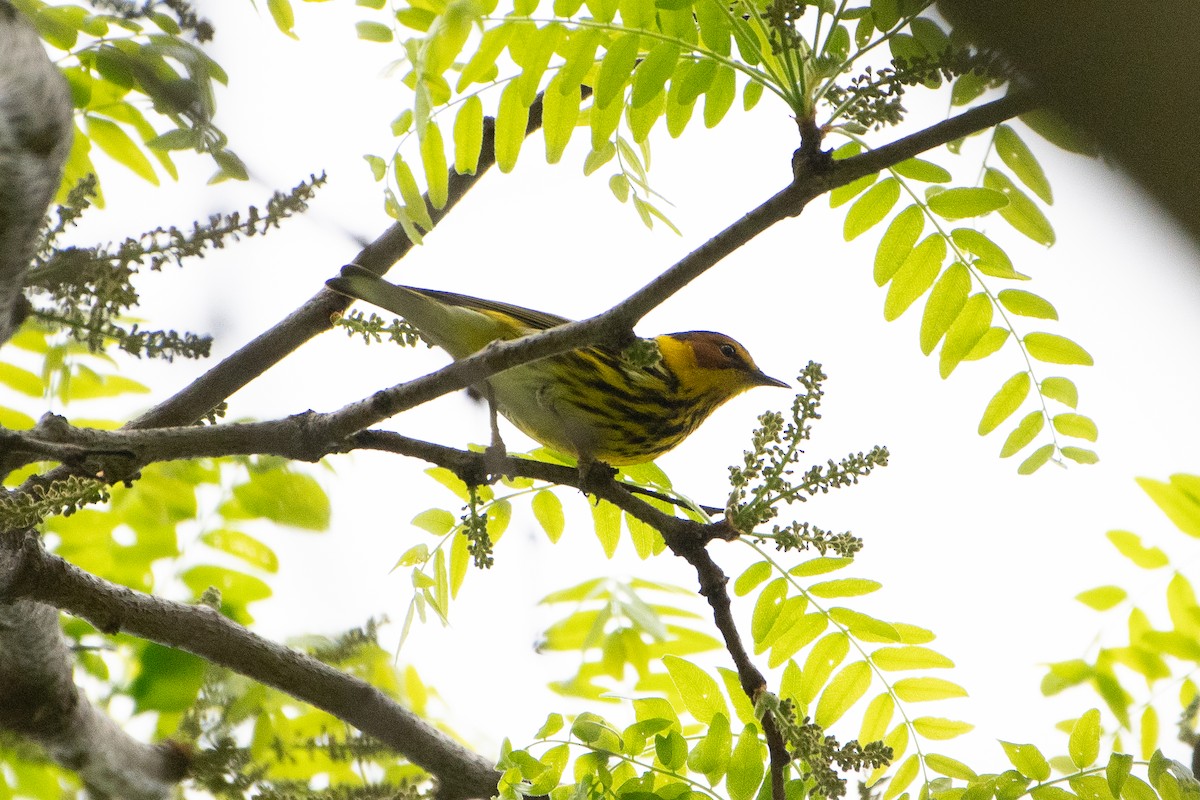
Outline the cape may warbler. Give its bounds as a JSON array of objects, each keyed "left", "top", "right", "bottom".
[{"left": 327, "top": 265, "right": 787, "bottom": 466}]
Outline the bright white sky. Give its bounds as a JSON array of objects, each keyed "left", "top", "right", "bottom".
[{"left": 52, "top": 0, "right": 1200, "bottom": 775}]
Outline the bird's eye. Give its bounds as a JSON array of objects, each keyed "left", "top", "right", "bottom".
[{"left": 719, "top": 344, "right": 737, "bottom": 358}]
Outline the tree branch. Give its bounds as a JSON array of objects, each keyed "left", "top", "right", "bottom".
[
  {"left": 0, "top": 530, "right": 501, "bottom": 800},
  {"left": 0, "top": 1, "right": 72, "bottom": 347}
]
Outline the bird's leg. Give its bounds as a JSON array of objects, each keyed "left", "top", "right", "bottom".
[
  {"left": 481, "top": 383, "right": 509, "bottom": 479},
  {"left": 575, "top": 455, "right": 616, "bottom": 500}
]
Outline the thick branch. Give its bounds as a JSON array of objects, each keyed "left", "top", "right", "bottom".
[{"left": 0, "top": 530, "right": 500, "bottom": 800}]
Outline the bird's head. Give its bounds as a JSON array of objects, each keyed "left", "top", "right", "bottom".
[{"left": 657, "top": 331, "right": 788, "bottom": 400}]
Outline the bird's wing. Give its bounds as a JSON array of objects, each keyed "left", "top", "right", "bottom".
[{"left": 327, "top": 265, "right": 571, "bottom": 358}]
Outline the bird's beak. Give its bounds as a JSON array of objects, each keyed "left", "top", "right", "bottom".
[{"left": 754, "top": 371, "right": 790, "bottom": 389}]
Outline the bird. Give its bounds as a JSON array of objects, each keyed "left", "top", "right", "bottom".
[{"left": 326, "top": 264, "right": 788, "bottom": 466}]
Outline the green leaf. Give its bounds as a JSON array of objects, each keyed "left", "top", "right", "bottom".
[
  {"left": 828, "top": 608, "right": 900, "bottom": 641},
  {"left": 871, "top": 0, "right": 899, "bottom": 30},
  {"left": 656, "top": 730, "right": 688, "bottom": 770},
  {"left": 1063, "top": 447, "right": 1099, "bottom": 465},
  {"left": 543, "top": 74, "right": 581, "bottom": 164},
  {"left": 893, "top": 157, "right": 951, "bottom": 183},
  {"left": 495, "top": 81, "right": 529, "bottom": 173},
  {"left": 1001, "top": 742, "right": 1051, "bottom": 781},
  {"left": 267, "top": 0, "right": 296, "bottom": 36},
  {"left": 1018, "top": 443, "right": 1056, "bottom": 475},
  {"left": 1053, "top": 413, "right": 1098, "bottom": 441},
  {"left": 364, "top": 154, "right": 387, "bottom": 181},
  {"left": 979, "top": 372, "right": 1031, "bottom": 435},
  {"left": 686, "top": 712, "right": 731, "bottom": 783},
  {"left": 704, "top": 63, "right": 736, "bottom": 128},
  {"left": 1106, "top": 753, "right": 1134, "bottom": 799},
  {"left": 884, "top": 234, "right": 946, "bottom": 320},
  {"left": 1136, "top": 476, "right": 1200, "bottom": 538},
  {"left": 859, "top": 693, "right": 894, "bottom": 743},
  {"left": 1106, "top": 530, "right": 1169, "bottom": 568},
  {"left": 767, "top": 613, "right": 826, "bottom": 669},
  {"left": 421, "top": 122, "right": 448, "bottom": 208},
  {"left": 884, "top": 754, "right": 920, "bottom": 800},
  {"left": 831, "top": 172, "right": 878, "bottom": 209},
  {"left": 1076, "top": 586, "right": 1127, "bottom": 611},
  {"left": 871, "top": 646, "right": 954, "bottom": 671},
  {"left": 815, "top": 660, "right": 871, "bottom": 726},
  {"left": 227, "top": 470, "right": 330, "bottom": 530},
  {"left": 129, "top": 644, "right": 206, "bottom": 712},
  {"left": 799, "top": 633, "right": 849, "bottom": 705},
  {"left": 950, "top": 228, "right": 1026, "bottom": 280},
  {"left": 453, "top": 96, "right": 484, "bottom": 175},
  {"left": 355, "top": 20, "right": 393, "bottom": 41},
  {"left": 995, "top": 124, "right": 1053, "bottom": 203},
  {"left": 0, "top": 364, "right": 43, "bottom": 397},
  {"left": 927, "top": 187, "right": 1007, "bottom": 219},
  {"left": 750, "top": 578, "right": 787, "bottom": 645},
  {"left": 531, "top": 490, "right": 565, "bottom": 542},
  {"left": 920, "top": 262, "right": 970, "bottom": 354},
  {"left": 925, "top": 753, "right": 977, "bottom": 779},
  {"left": 1024, "top": 333, "right": 1094, "bottom": 366},
  {"left": 845, "top": 178, "right": 900, "bottom": 241},
  {"left": 86, "top": 116, "right": 158, "bottom": 184},
  {"left": 916, "top": 719, "right": 974, "bottom": 741},
  {"left": 727, "top": 724, "right": 765, "bottom": 800},
  {"left": 939, "top": 293, "right": 991, "bottom": 377},
  {"left": 591, "top": 499, "right": 620, "bottom": 556},
  {"left": 1000, "top": 411, "right": 1044, "bottom": 457},
  {"left": 201, "top": 529, "right": 278, "bottom": 572},
  {"left": 1069, "top": 709, "right": 1101, "bottom": 769},
  {"left": 891, "top": 677, "right": 967, "bottom": 702},
  {"left": 632, "top": 42, "right": 679, "bottom": 108},
  {"left": 743, "top": 79, "right": 764, "bottom": 111},
  {"left": 790, "top": 557, "right": 854, "bottom": 577},
  {"left": 806, "top": 578, "right": 881, "bottom": 599},
  {"left": 663, "top": 656, "right": 727, "bottom": 723},
  {"left": 596, "top": 33, "right": 640, "bottom": 108},
  {"left": 1041, "top": 377, "right": 1078, "bottom": 408},
  {"left": 999, "top": 289, "right": 1058, "bottom": 320},
  {"left": 734, "top": 562, "right": 771, "bottom": 596},
  {"left": 874, "top": 204, "right": 923, "bottom": 285},
  {"left": 984, "top": 168, "right": 1056, "bottom": 245}
]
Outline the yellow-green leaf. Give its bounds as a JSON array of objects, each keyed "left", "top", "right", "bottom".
[
  {"left": 1069, "top": 709, "right": 1101, "bottom": 769},
  {"left": 979, "top": 372, "right": 1031, "bottom": 435},
  {"left": 871, "top": 646, "right": 954, "bottom": 671},
  {"left": 495, "top": 81, "right": 529, "bottom": 173},
  {"left": 663, "top": 655, "right": 727, "bottom": 724},
  {"left": 920, "top": 261, "right": 970, "bottom": 354},
  {"left": 420, "top": 122, "right": 448, "bottom": 208},
  {"left": 727, "top": 724, "right": 765, "bottom": 800},
  {"left": 845, "top": 177, "right": 900, "bottom": 241},
  {"left": 1076, "top": 586, "right": 1126, "bottom": 611},
  {"left": 1041, "top": 376, "right": 1078, "bottom": 408},
  {"left": 925, "top": 753, "right": 977, "bottom": 779},
  {"left": 927, "top": 187, "right": 1007, "bottom": 219},
  {"left": 1106, "top": 530, "right": 1169, "bottom": 568},
  {"left": 86, "top": 116, "right": 158, "bottom": 184},
  {"left": 1000, "top": 410, "right": 1043, "bottom": 457},
  {"left": 912, "top": 717, "right": 974, "bottom": 740},
  {"left": 939, "top": 292, "right": 991, "bottom": 377},
  {"left": 806, "top": 578, "right": 881, "bottom": 599},
  {"left": 356, "top": 20, "right": 393, "bottom": 41},
  {"left": 1136, "top": 476, "right": 1200, "bottom": 538},
  {"left": 999, "top": 289, "right": 1058, "bottom": 319},
  {"left": 874, "top": 204, "right": 923, "bottom": 285},
  {"left": 815, "top": 661, "right": 871, "bottom": 727},
  {"left": 885, "top": 234, "right": 946, "bottom": 320},
  {"left": 1001, "top": 741, "right": 1051, "bottom": 781},
  {"left": 1053, "top": 413, "right": 1098, "bottom": 441},
  {"left": 531, "top": 490, "right": 564, "bottom": 542},
  {"left": 1018, "top": 443, "right": 1055, "bottom": 475},
  {"left": 995, "top": 124, "right": 1053, "bottom": 204},
  {"left": 892, "top": 677, "right": 967, "bottom": 702},
  {"left": 1024, "top": 333, "right": 1094, "bottom": 366},
  {"left": 984, "top": 167, "right": 1055, "bottom": 245},
  {"left": 859, "top": 693, "right": 894, "bottom": 743}
]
